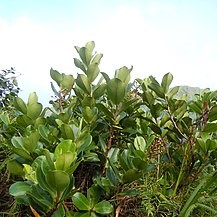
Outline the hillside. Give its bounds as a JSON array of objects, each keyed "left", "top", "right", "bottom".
[{"left": 174, "top": 85, "right": 208, "bottom": 100}]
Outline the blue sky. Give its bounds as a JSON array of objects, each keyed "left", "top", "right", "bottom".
[{"left": 1, "top": 0, "right": 217, "bottom": 105}]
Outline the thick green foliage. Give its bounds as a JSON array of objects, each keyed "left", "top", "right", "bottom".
[{"left": 0, "top": 41, "right": 217, "bottom": 216}]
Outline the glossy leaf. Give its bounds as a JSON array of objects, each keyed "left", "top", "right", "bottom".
[
  {"left": 122, "top": 169, "right": 142, "bottom": 183},
  {"left": 209, "top": 105, "right": 217, "bottom": 122},
  {"left": 55, "top": 152, "right": 77, "bottom": 171},
  {"left": 115, "top": 66, "right": 132, "bottom": 86},
  {"left": 86, "top": 63, "right": 100, "bottom": 82},
  {"left": 72, "top": 192, "right": 90, "bottom": 211},
  {"left": 76, "top": 74, "right": 91, "bottom": 94},
  {"left": 101, "top": 72, "right": 110, "bottom": 82},
  {"left": 203, "top": 123, "right": 217, "bottom": 133},
  {"left": 52, "top": 204, "right": 65, "bottom": 217},
  {"left": 0, "top": 113, "right": 10, "bottom": 125},
  {"left": 12, "top": 147, "right": 33, "bottom": 160},
  {"left": 23, "top": 131, "right": 40, "bottom": 153},
  {"left": 134, "top": 136, "right": 146, "bottom": 152},
  {"left": 60, "top": 124, "right": 75, "bottom": 140},
  {"left": 14, "top": 97, "right": 27, "bottom": 114},
  {"left": 74, "top": 58, "right": 86, "bottom": 73},
  {"left": 149, "top": 76, "right": 165, "bottom": 98},
  {"left": 93, "top": 83, "right": 106, "bottom": 99},
  {"left": 7, "top": 160, "right": 24, "bottom": 176},
  {"left": 93, "top": 200, "right": 113, "bottom": 214},
  {"left": 50, "top": 68, "right": 63, "bottom": 86},
  {"left": 161, "top": 72, "right": 173, "bottom": 93},
  {"left": 168, "top": 86, "right": 179, "bottom": 99},
  {"left": 106, "top": 166, "right": 120, "bottom": 185},
  {"left": 9, "top": 181, "right": 31, "bottom": 197},
  {"left": 54, "top": 140, "right": 76, "bottom": 159},
  {"left": 91, "top": 53, "right": 103, "bottom": 65},
  {"left": 61, "top": 74, "right": 74, "bottom": 91},
  {"left": 87, "top": 185, "right": 100, "bottom": 207},
  {"left": 38, "top": 125, "right": 50, "bottom": 141},
  {"left": 149, "top": 124, "right": 162, "bottom": 135},
  {"left": 46, "top": 170, "right": 70, "bottom": 193},
  {"left": 27, "top": 93, "right": 42, "bottom": 119},
  {"left": 107, "top": 78, "right": 125, "bottom": 105}
]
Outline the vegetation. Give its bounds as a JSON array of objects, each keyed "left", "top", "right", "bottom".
[{"left": 0, "top": 41, "right": 217, "bottom": 217}]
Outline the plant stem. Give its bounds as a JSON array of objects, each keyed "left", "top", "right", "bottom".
[{"left": 172, "top": 141, "right": 189, "bottom": 197}]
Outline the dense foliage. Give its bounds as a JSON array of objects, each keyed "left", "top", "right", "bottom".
[{"left": 0, "top": 42, "right": 217, "bottom": 216}]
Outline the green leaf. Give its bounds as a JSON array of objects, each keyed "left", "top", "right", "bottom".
[
  {"left": 56, "top": 152, "right": 77, "bottom": 171},
  {"left": 82, "top": 107, "right": 98, "bottom": 124},
  {"left": 76, "top": 74, "right": 91, "bottom": 94},
  {"left": 107, "top": 78, "right": 126, "bottom": 105},
  {"left": 167, "top": 86, "right": 179, "bottom": 99},
  {"left": 143, "top": 91, "right": 155, "bottom": 105},
  {"left": 13, "top": 97, "right": 27, "bottom": 114},
  {"left": 72, "top": 192, "right": 90, "bottom": 211},
  {"left": 74, "top": 58, "right": 87, "bottom": 73},
  {"left": 148, "top": 76, "right": 165, "bottom": 98},
  {"left": 93, "top": 83, "right": 106, "bottom": 99},
  {"left": 209, "top": 105, "right": 217, "bottom": 122},
  {"left": 60, "top": 74, "right": 74, "bottom": 91},
  {"left": 101, "top": 72, "right": 110, "bottom": 82},
  {"left": 46, "top": 170, "right": 70, "bottom": 193},
  {"left": 86, "top": 63, "right": 100, "bottom": 82},
  {"left": 28, "top": 92, "right": 38, "bottom": 105},
  {"left": 12, "top": 147, "right": 33, "bottom": 160},
  {"left": 23, "top": 131, "right": 40, "bottom": 153},
  {"left": 44, "top": 149, "right": 55, "bottom": 170},
  {"left": 7, "top": 160, "right": 24, "bottom": 176},
  {"left": 115, "top": 66, "right": 132, "bottom": 86},
  {"left": 203, "top": 123, "right": 217, "bottom": 133},
  {"left": 87, "top": 185, "right": 101, "bottom": 207},
  {"left": 60, "top": 124, "right": 75, "bottom": 140},
  {"left": 161, "top": 72, "right": 173, "bottom": 94},
  {"left": 36, "top": 166, "right": 56, "bottom": 196},
  {"left": 132, "top": 158, "right": 147, "bottom": 170},
  {"left": 38, "top": 125, "right": 50, "bottom": 141},
  {"left": 94, "top": 200, "right": 113, "bottom": 215},
  {"left": 160, "top": 113, "right": 170, "bottom": 127},
  {"left": 51, "top": 82, "right": 60, "bottom": 97},
  {"left": 86, "top": 41, "right": 95, "bottom": 53},
  {"left": 91, "top": 53, "right": 103, "bottom": 65},
  {"left": 50, "top": 68, "right": 63, "bottom": 86},
  {"left": 122, "top": 169, "right": 142, "bottom": 183},
  {"left": 52, "top": 204, "right": 65, "bottom": 217},
  {"left": 11, "top": 136, "right": 23, "bottom": 149},
  {"left": 118, "top": 150, "right": 132, "bottom": 171},
  {"left": 73, "top": 212, "right": 91, "bottom": 217},
  {"left": 0, "top": 113, "right": 10, "bottom": 125},
  {"left": 106, "top": 166, "right": 120, "bottom": 185},
  {"left": 189, "top": 102, "right": 202, "bottom": 114},
  {"left": 16, "top": 115, "right": 33, "bottom": 127},
  {"left": 9, "top": 182, "right": 31, "bottom": 198},
  {"left": 65, "top": 160, "right": 81, "bottom": 175},
  {"left": 149, "top": 124, "right": 162, "bottom": 135},
  {"left": 96, "top": 103, "right": 113, "bottom": 120},
  {"left": 54, "top": 140, "right": 76, "bottom": 159},
  {"left": 206, "top": 139, "right": 217, "bottom": 151},
  {"left": 27, "top": 185, "right": 54, "bottom": 212},
  {"left": 134, "top": 136, "right": 146, "bottom": 152},
  {"left": 27, "top": 93, "right": 42, "bottom": 119}
]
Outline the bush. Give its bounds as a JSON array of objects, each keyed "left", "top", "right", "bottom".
[{"left": 1, "top": 41, "right": 217, "bottom": 216}]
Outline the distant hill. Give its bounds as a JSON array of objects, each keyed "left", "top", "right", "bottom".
[{"left": 174, "top": 86, "right": 208, "bottom": 101}]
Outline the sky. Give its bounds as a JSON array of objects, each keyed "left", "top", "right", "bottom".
[{"left": 1, "top": 0, "right": 217, "bottom": 105}]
